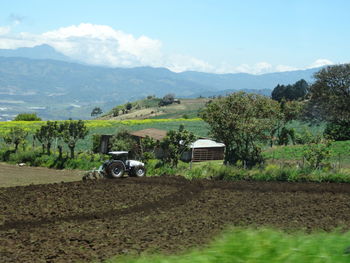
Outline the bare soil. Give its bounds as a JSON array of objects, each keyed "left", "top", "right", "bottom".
[
  {"left": 0, "top": 162, "right": 82, "bottom": 187},
  {"left": 1, "top": 176, "right": 350, "bottom": 262}
]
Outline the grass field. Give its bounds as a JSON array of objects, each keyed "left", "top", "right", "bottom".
[
  {"left": 110, "top": 228, "right": 350, "bottom": 263},
  {"left": 264, "top": 140, "right": 350, "bottom": 167}
]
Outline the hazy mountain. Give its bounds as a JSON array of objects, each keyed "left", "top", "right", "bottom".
[
  {"left": 0, "top": 44, "right": 71, "bottom": 62},
  {"left": 0, "top": 48, "right": 322, "bottom": 120}
]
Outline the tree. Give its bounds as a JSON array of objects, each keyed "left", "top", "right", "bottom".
[
  {"left": 201, "top": 92, "right": 280, "bottom": 167},
  {"left": 3, "top": 127, "right": 28, "bottom": 152},
  {"left": 91, "top": 107, "right": 103, "bottom": 117},
  {"left": 270, "top": 100, "right": 303, "bottom": 146},
  {"left": 110, "top": 129, "right": 139, "bottom": 157},
  {"left": 125, "top": 102, "right": 133, "bottom": 111},
  {"left": 14, "top": 113, "right": 41, "bottom": 121},
  {"left": 304, "top": 64, "right": 350, "bottom": 140},
  {"left": 159, "top": 93, "right": 175, "bottom": 106},
  {"left": 271, "top": 79, "right": 308, "bottom": 102},
  {"left": 305, "top": 64, "right": 350, "bottom": 122},
  {"left": 60, "top": 120, "right": 88, "bottom": 158},
  {"left": 160, "top": 125, "right": 196, "bottom": 167},
  {"left": 35, "top": 121, "right": 59, "bottom": 155}
]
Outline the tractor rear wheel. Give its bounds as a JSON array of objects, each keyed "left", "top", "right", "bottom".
[{"left": 106, "top": 161, "right": 125, "bottom": 178}]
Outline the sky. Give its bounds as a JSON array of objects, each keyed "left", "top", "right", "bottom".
[{"left": 0, "top": 0, "right": 349, "bottom": 74}]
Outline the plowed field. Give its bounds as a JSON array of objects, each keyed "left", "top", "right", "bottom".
[{"left": 1, "top": 176, "right": 350, "bottom": 262}]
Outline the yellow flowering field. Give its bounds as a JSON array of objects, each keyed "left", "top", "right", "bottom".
[{"left": 0, "top": 118, "right": 203, "bottom": 134}]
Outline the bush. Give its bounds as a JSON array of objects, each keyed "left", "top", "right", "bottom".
[
  {"left": 8, "top": 150, "right": 42, "bottom": 164},
  {"left": 294, "top": 127, "right": 318, "bottom": 144},
  {"left": 324, "top": 121, "right": 350, "bottom": 141},
  {"left": 302, "top": 140, "right": 332, "bottom": 169},
  {"left": 14, "top": 113, "right": 41, "bottom": 121}
]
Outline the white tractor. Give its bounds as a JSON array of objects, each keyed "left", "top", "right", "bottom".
[{"left": 83, "top": 151, "right": 146, "bottom": 180}]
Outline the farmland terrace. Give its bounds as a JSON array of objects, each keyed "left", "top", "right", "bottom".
[{"left": 1, "top": 176, "right": 350, "bottom": 262}]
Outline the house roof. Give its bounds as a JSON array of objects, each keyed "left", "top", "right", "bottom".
[
  {"left": 129, "top": 128, "right": 167, "bottom": 141},
  {"left": 190, "top": 139, "right": 225, "bottom": 149}
]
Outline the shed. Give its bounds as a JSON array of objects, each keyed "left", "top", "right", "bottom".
[{"left": 182, "top": 139, "right": 225, "bottom": 162}]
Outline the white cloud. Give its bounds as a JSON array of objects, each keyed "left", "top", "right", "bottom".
[
  {"left": 0, "top": 26, "right": 10, "bottom": 35},
  {"left": 275, "top": 64, "right": 299, "bottom": 72},
  {"left": 0, "top": 23, "right": 338, "bottom": 74},
  {"left": 307, "top": 58, "right": 334, "bottom": 69},
  {"left": 229, "top": 62, "right": 273, "bottom": 75}
]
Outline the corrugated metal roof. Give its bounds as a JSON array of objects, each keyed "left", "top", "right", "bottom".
[
  {"left": 190, "top": 139, "right": 225, "bottom": 149},
  {"left": 129, "top": 128, "right": 167, "bottom": 141}
]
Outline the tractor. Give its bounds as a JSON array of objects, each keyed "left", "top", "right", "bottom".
[{"left": 83, "top": 151, "right": 146, "bottom": 180}]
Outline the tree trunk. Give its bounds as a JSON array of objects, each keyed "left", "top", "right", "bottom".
[
  {"left": 14, "top": 143, "right": 19, "bottom": 153},
  {"left": 69, "top": 146, "right": 75, "bottom": 159},
  {"left": 47, "top": 142, "right": 51, "bottom": 155},
  {"left": 58, "top": 145, "right": 63, "bottom": 159}
]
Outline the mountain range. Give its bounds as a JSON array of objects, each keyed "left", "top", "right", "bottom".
[{"left": 0, "top": 45, "right": 321, "bottom": 120}]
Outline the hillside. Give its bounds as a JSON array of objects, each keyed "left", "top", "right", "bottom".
[
  {"left": 100, "top": 97, "right": 210, "bottom": 120},
  {"left": 0, "top": 46, "right": 322, "bottom": 120}
]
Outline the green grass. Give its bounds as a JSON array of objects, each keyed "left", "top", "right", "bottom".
[
  {"left": 264, "top": 140, "right": 350, "bottom": 165},
  {"left": 107, "top": 227, "right": 350, "bottom": 263}
]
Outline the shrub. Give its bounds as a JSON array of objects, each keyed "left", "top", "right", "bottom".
[
  {"left": 303, "top": 140, "right": 332, "bottom": 169},
  {"left": 324, "top": 121, "right": 350, "bottom": 141},
  {"left": 14, "top": 113, "right": 41, "bottom": 121},
  {"left": 8, "top": 150, "right": 42, "bottom": 164}
]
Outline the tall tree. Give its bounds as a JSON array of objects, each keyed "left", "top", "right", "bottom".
[
  {"left": 60, "top": 120, "right": 88, "bottom": 158},
  {"left": 271, "top": 79, "right": 308, "bottom": 102},
  {"left": 305, "top": 64, "right": 350, "bottom": 122},
  {"left": 160, "top": 125, "right": 196, "bottom": 167},
  {"left": 3, "top": 127, "right": 28, "bottom": 152},
  {"left": 35, "top": 121, "right": 59, "bottom": 155},
  {"left": 305, "top": 64, "right": 350, "bottom": 140},
  {"left": 201, "top": 92, "right": 280, "bottom": 167}
]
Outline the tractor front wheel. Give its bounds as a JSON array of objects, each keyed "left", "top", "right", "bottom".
[{"left": 131, "top": 166, "right": 146, "bottom": 177}]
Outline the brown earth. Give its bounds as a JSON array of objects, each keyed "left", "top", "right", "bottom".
[
  {"left": 1, "top": 176, "right": 350, "bottom": 262},
  {"left": 0, "top": 162, "right": 82, "bottom": 187}
]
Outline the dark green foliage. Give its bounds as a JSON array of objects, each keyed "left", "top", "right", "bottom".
[
  {"left": 277, "top": 127, "right": 295, "bottom": 146},
  {"left": 34, "top": 121, "right": 59, "bottom": 155},
  {"left": 305, "top": 64, "right": 350, "bottom": 123},
  {"left": 324, "top": 121, "right": 350, "bottom": 141},
  {"left": 110, "top": 129, "right": 139, "bottom": 158},
  {"left": 271, "top": 79, "right": 308, "bottom": 102},
  {"left": 60, "top": 120, "right": 89, "bottom": 158},
  {"left": 160, "top": 125, "right": 196, "bottom": 167},
  {"left": 159, "top": 93, "right": 175, "bottom": 106},
  {"left": 14, "top": 113, "right": 41, "bottom": 121},
  {"left": 125, "top": 102, "right": 133, "bottom": 111},
  {"left": 201, "top": 92, "right": 280, "bottom": 167},
  {"left": 91, "top": 107, "right": 103, "bottom": 117},
  {"left": 2, "top": 127, "right": 28, "bottom": 152},
  {"left": 303, "top": 140, "right": 332, "bottom": 169},
  {"left": 92, "top": 134, "right": 102, "bottom": 153},
  {"left": 270, "top": 100, "right": 303, "bottom": 146},
  {"left": 112, "top": 108, "right": 119, "bottom": 117}
]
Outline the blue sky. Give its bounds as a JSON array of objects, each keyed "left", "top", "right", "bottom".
[{"left": 0, "top": 0, "right": 349, "bottom": 74}]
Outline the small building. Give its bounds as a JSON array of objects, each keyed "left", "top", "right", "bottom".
[{"left": 182, "top": 139, "right": 225, "bottom": 162}]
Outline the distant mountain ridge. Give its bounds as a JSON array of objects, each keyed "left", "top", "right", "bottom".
[
  {"left": 0, "top": 44, "right": 71, "bottom": 62},
  {"left": 0, "top": 45, "right": 322, "bottom": 120}
]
